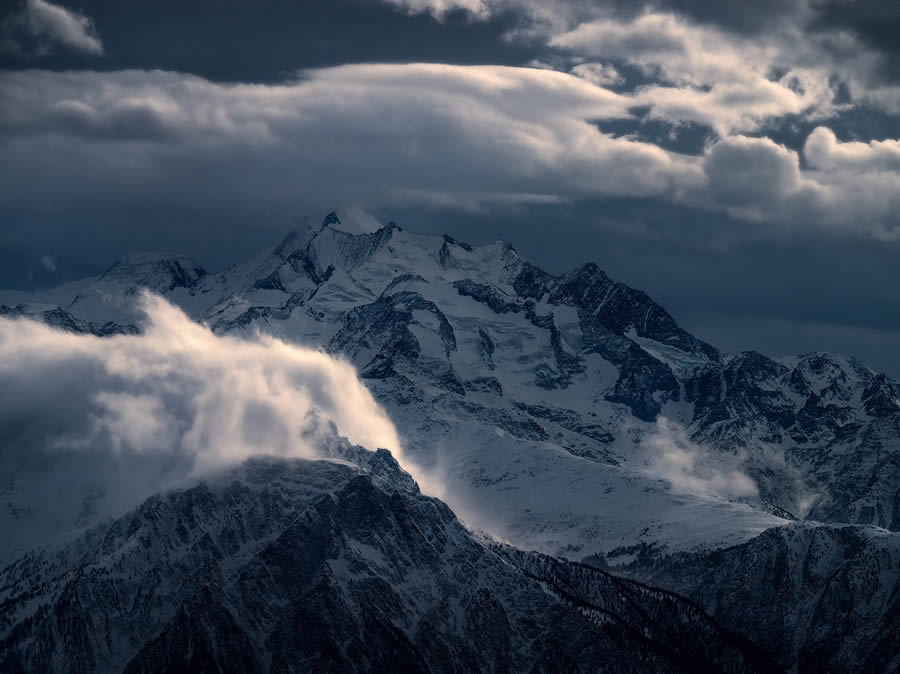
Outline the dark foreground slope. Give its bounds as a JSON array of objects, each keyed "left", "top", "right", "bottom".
[
  {"left": 624, "top": 523, "right": 900, "bottom": 673},
  {"left": 0, "top": 450, "right": 778, "bottom": 674}
]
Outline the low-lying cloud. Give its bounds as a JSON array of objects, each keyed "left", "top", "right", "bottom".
[
  {"left": 638, "top": 417, "right": 833, "bottom": 517},
  {"left": 0, "top": 292, "right": 421, "bottom": 557},
  {"left": 639, "top": 417, "right": 759, "bottom": 499}
]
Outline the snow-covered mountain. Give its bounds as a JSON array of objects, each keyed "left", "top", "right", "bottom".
[
  {"left": 0, "top": 304, "right": 139, "bottom": 336},
  {"left": 3, "top": 212, "right": 900, "bottom": 671},
  {"left": 65, "top": 253, "right": 207, "bottom": 324},
  {"left": 2, "top": 215, "right": 786, "bottom": 558},
  {"left": 9, "top": 213, "right": 896, "bottom": 550},
  {"left": 0, "top": 447, "right": 778, "bottom": 673}
]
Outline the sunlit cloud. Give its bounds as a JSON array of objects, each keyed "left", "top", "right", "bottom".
[
  {"left": 551, "top": 12, "right": 839, "bottom": 135},
  {"left": 0, "top": 292, "right": 440, "bottom": 556},
  {"left": 0, "top": 291, "right": 404, "bottom": 467},
  {"left": 3, "top": 64, "right": 899, "bottom": 236},
  {"left": 569, "top": 62, "right": 623, "bottom": 87}
]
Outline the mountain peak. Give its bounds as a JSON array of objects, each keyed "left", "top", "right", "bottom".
[
  {"left": 272, "top": 224, "right": 317, "bottom": 259},
  {"left": 321, "top": 211, "right": 342, "bottom": 229},
  {"left": 441, "top": 234, "right": 474, "bottom": 251},
  {"left": 65, "top": 253, "right": 207, "bottom": 323},
  {"left": 84, "top": 253, "right": 207, "bottom": 298}
]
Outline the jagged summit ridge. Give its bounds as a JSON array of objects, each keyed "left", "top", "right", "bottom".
[
  {"left": 81, "top": 252, "right": 206, "bottom": 294},
  {"left": 321, "top": 210, "right": 342, "bottom": 229},
  {"left": 62, "top": 252, "right": 207, "bottom": 323},
  {"left": 5, "top": 215, "right": 900, "bottom": 553}
]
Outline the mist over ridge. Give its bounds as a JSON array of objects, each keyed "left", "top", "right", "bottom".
[{"left": 0, "top": 290, "right": 445, "bottom": 557}]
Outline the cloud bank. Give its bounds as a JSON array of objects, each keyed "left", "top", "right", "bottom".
[
  {"left": 3, "top": 64, "right": 900, "bottom": 237},
  {"left": 0, "top": 290, "right": 403, "bottom": 469},
  {"left": 0, "top": 292, "right": 422, "bottom": 556},
  {"left": 380, "top": 1, "right": 900, "bottom": 157}
]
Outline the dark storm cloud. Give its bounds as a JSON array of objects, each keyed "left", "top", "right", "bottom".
[
  {"left": 1, "top": 0, "right": 900, "bottom": 379},
  {"left": 386, "top": 0, "right": 893, "bottom": 55},
  {"left": 600, "top": 0, "right": 815, "bottom": 34},
  {"left": 593, "top": 110, "right": 714, "bottom": 156},
  {"left": 386, "top": 0, "right": 900, "bottom": 121},
  {"left": 0, "top": 0, "right": 542, "bottom": 80},
  {"left": 385, "top": 0, "right": 814, "bottom": 35},
  {"left": 810, "top": 1, "right": 900, "bottom": 83},
  {"left": 6, "top": 64, "right": 900, "bottom": 267},
  {"left": 646, "top": 0, "right": 811, "bottom": 33},
  {"left": 2, "top": 64, "right": 899, "bottom": 326}
]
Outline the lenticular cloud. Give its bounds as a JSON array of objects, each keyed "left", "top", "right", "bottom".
[{"left": 0, "top": 291, "right": 402, "bottom": 468}]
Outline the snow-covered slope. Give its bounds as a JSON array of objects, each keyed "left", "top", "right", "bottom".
[
  {"left": 6, "top": 213, "right": 900, "bottom": 562},
  {"left": 0, "top": 450, "right": 778, "bottom": 673},
  {"left": 66, "top": 253, "right": 207, "bottom": 323}
]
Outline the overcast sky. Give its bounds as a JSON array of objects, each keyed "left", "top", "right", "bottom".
[{"left": 2, "top": 0, "right": 900, "bottom": 374}]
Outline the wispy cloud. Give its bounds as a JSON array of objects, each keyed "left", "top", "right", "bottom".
[
  {"left": 2, "top": 0, "right": 103, "bottom": 56},
  {"left": 639, "top": 417, "right": 759, "bottom": 499},
  {"left": 569, "top": 62, "right": 623, "bottom": 87}
]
